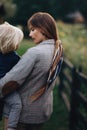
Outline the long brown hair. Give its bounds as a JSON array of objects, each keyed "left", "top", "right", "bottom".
[
  {"left": 28, "top": 12, "right": 62, "bottom": 102},
  {"left": 28, "top": 12, "right": 59, "bottom": 53}
]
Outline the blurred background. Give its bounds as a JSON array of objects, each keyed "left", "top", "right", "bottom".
[
  {"left": 0, "top": 0, "right": 87, "bottom": 130},
  {"left": 0, "top": 0, "right": 87, "bottom": 35}
]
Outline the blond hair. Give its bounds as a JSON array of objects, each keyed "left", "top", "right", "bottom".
[{"left": 0, "top": 22, "right": 24, "bottom": 54}]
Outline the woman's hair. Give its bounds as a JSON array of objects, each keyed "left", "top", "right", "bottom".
[
  {"left": 0, "top": 22, "right": 24, "bottom": 54},
  {"left": 28, "top": 12, "right": 59, "bottom": 53},
  {"left": 28, "top": 12, "right": 63, "bottom": 102}
]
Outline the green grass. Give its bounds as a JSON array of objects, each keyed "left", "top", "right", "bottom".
[
  {"left": 57, "top": 21, "right": 87, "bottom": 75},
  {"left": 17, "top": 39, "right": 35, "bottom": 56}
]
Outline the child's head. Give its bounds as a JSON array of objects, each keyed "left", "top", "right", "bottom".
[{"left": 0, "top": 22, "right": 24, "bottom": 54}]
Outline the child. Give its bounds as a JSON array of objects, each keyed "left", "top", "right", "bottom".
[{"left": 0, "top": 22, "right": 24, "bottom": 130}]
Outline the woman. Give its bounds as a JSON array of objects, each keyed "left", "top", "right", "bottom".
[{"left": 0, "top": 12, "right": 63, "bottom": 130}]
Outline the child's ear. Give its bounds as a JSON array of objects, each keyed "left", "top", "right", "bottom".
[{"left": 15, "top": 44, "right": 19, "bottom": 50}]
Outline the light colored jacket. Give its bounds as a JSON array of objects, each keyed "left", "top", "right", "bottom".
[{"left": 0, "top": 39, "right": 56, "bottom": 124}]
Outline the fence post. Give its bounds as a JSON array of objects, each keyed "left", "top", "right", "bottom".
[
  {"left": 69, "top": 67, "right": 80, "bottom": 130},
  {"left": 58, "top": 62, "right": 65, "bottom": 95}
]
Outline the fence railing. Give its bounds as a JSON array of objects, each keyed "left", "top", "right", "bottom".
[{"left": 58, "top": 58, "right": 87, "bottom": 130}]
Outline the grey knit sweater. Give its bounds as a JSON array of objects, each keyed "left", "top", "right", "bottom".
[{"left": 0, "top": 39, "right": 56, "bottom": 124}]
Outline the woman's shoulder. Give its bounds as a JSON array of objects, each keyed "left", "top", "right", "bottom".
[
  {"left": 24, "top": 40, "right": 54, "bottom": 58},
  {"left": 27, "top": 45, "right": 43, "bottom": 55}
]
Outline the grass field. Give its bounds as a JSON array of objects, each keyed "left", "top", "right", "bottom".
[
  {"left": 57, "top": 21, "right": 87, "bottom": 75},
  {"left": 0, "top": 22, "right": 87, "bottom": 130}
]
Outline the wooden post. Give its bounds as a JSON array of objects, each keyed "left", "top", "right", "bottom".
[
  {"left": 58, "top": 61, "right": 65, "bottom": 95},
  {"left": 69, "top": 67, "right": 80, "bottom": 130}
]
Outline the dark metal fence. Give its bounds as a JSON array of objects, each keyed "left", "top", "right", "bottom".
[{"left": 58, "top": 58, "right": 87, "bottom": 130}]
